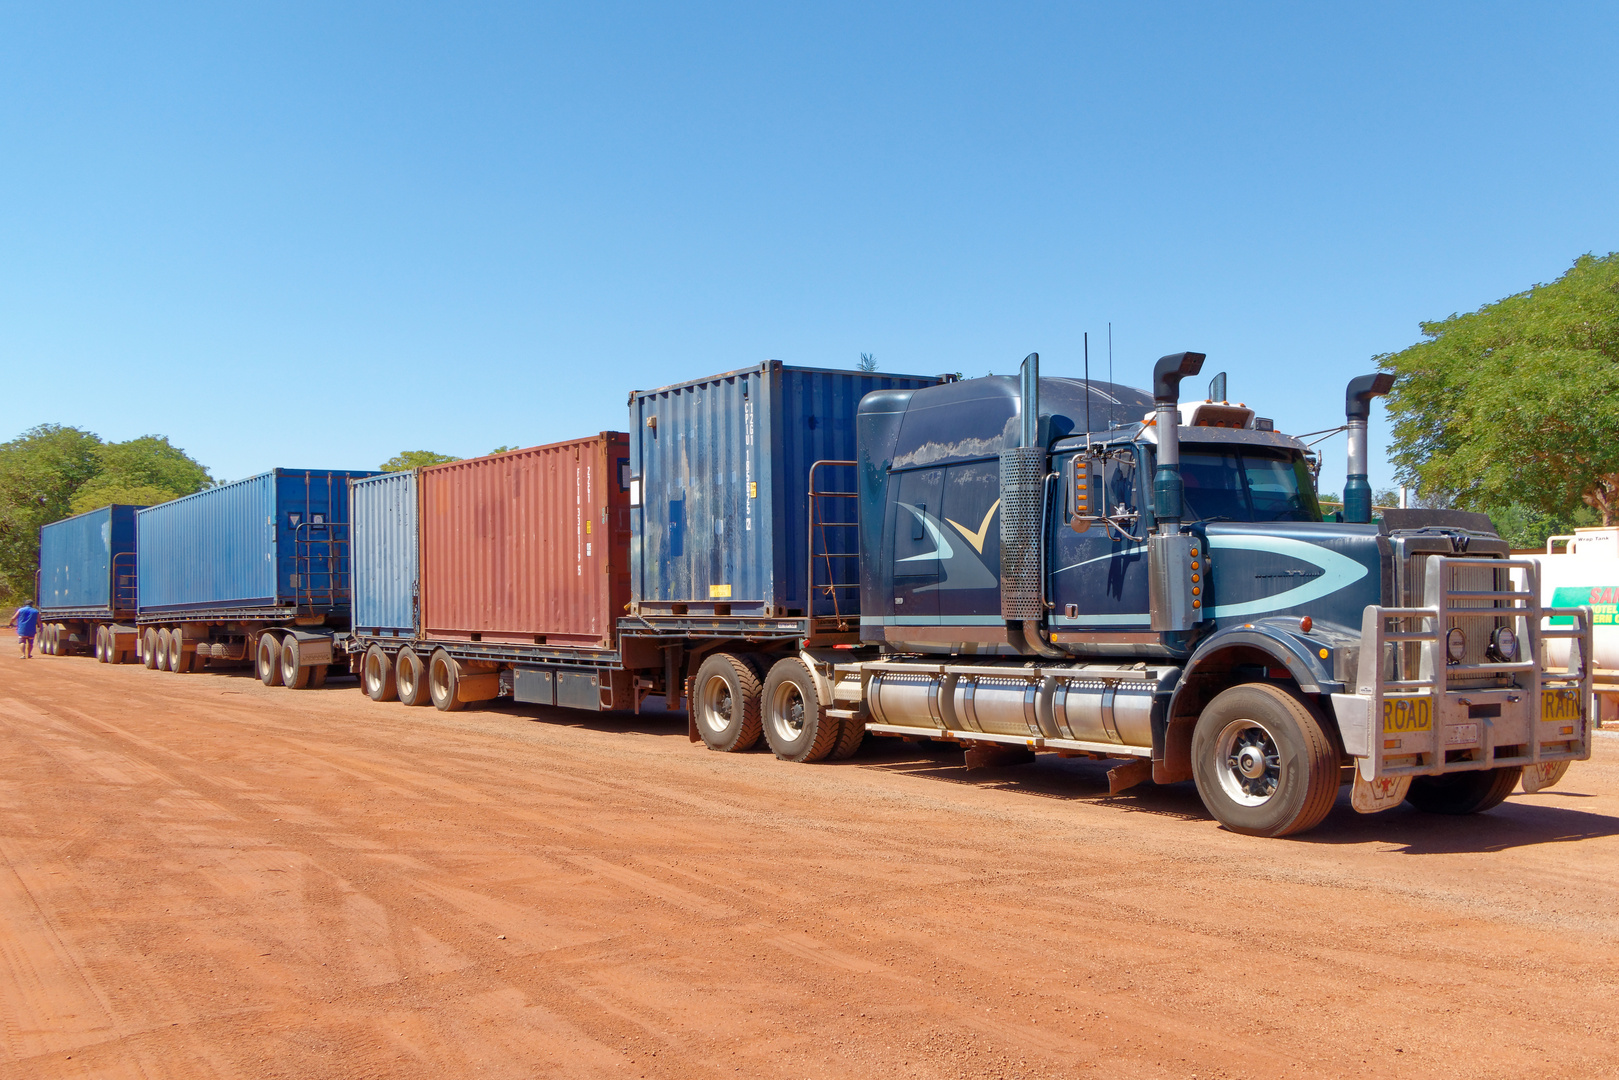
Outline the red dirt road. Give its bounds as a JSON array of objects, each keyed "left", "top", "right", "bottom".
[{"left": 3, "top": 650, "right": 1619, "bottom": 1080}]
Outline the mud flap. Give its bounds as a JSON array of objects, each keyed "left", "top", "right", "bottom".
[
  {"left": 1520, "top": 760, "right": 1571, "bottom": 794},
  {"left": 1106, "top": 758, "right": 1154, "bottom": 795},
  {"left": 1351, "top": 772, "right": 1411, "bottom": 814}
]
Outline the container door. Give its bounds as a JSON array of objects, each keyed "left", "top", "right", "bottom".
[{"left": 890, "top": 468, "right": 944, "bottom": 625}]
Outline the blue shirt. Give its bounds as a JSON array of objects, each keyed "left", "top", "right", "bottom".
[{"left": 15, "top": 606, "right": 39, "bottom": 637}]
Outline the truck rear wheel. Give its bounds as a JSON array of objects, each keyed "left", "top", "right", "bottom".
[
  {"left": 363, "top": 645, "right": 397, "bottom": 702},
  {"left": 692, "top": 652, "right": 762, "bottom": 752},
  {"left": 142, "top": 629, "right": 159, "bottom": 669},
  {"left": 94, "top": 626, "right": 106, "bottom": 662},
  {"left": 257, "top": 633, "right": 283, "bottom": 686},
  {"left": 1191, "top": 682, "right": 1339, "bottom": 837},
  {"left": 428, "top": 649, "right": 464, "bottom": 712},
  {"left": 762, "top": 658, "right": 840, "bottom": 763},
  {"left": 280, "top": 639, "right": 311, "bottom": 689},
  {"left": 1405, "top": 767, "right": 1521, "bottom": 815},
  {"left": 155, "top": 629, "right": 174, "bottom": 671},
  {"left": 396, "top": 647, "right": 431, "bottom": 707}
]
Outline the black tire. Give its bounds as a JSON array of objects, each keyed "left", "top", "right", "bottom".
[
  {"left": 281, "top": 638, "right": 311, "bottom": 689},
  {"left": 1405, "top": 767, "right": 1522, "bottom": 815},
  {"left": 94, "top": 626, "right": 107, "bottom": 663},
  {"left": 167, "top": 630, "right": 192, "bottom": 673},
  {"left": 830, "top": 698, "right": 867, "bottom": 760},
  {"left": 761, "top": 657, "right": 840, "bottom": 763},
  {"left": 692, "top": 652, "right": 763, "bottom": 752},
  {"left": 363, "top": 645, "right": 397, "bottom": 702},
  {"left": 257, "top": 633, "right": 283, "bottom": 686},
  {"left": 396, "top": 647, "right": 430, "bottom": 706},
  {"left": 1191, "top": 682, "right": 1339, "bottom": 837},
  {"left": 428, "top": 649, "right": 465, "bottom": 711},
  {"left": 143, "top": 628, "right": 160, "bottom": 669},
  {"left": 44, "top": 624, "right": 58, "bottom": 655},
  {"left": 155, "top": 629, "right": 173, "bottom": 672}
]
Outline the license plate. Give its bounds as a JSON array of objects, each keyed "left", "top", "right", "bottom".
[
  {"left": 1543, "top": 689, "right": 1582, "bottom": 723},
  {"left": 1446, "top": 722, "right": 1480, "bottom": 746},
  {"left": 1383, "top": 696, "right": 1433, "bottom": 734}
]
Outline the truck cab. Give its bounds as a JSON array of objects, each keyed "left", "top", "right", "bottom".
[{"left": 838, "top": 353, "right": 1594, "bottom": 836}]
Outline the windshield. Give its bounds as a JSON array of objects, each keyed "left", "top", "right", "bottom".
[{"left": 1178, "top": 448, "right": 1322, "bottom": 523}]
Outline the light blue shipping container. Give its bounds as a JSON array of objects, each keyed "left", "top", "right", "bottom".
[
  {"left": 137, "top": 469, "right": 378, "bottom": 616},
  {"left": 349, "top": 470, "right": 419, "bottom": 636},
  {"left": 38, "top": 504, "right": 141, "bottom": 617},
  {"left": 629, "top": 361, "right": 947, "bottom": 620}
]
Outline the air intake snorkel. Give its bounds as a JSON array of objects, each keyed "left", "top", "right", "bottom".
[
  {"left": 1344, "top": 373, "right": 1395, "bottom": 524},
  {"left": 1151, "top": 352, "right": 1206, "bottom": 534}
]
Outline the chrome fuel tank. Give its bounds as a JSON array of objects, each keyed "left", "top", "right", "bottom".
[{"left": 866, "top": 660, "right": 1178, "bottom": 749}]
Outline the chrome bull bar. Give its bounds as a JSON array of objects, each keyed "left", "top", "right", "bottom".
[{"left": 1330, "top": 557, "right": 1593, "bottom": 786}]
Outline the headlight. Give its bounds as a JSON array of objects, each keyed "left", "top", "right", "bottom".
[
  {"left": 1489, "top": 625, "right": 1518, "bottom": 662},
  {"left": 1446, "top": 627, "right": 1467, "bottom": 663}
]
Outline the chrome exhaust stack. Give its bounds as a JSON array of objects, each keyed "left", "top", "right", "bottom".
[{"left": 1344, "top": 373, "right": 1395, "bottom": 524}]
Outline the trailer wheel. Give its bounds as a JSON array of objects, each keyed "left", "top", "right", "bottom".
[
  {"left": 1405, "top": 767, "right": 1522, "bottom": 815},
  {"left": 363, "top": 645, "right": 397, "bottom": 701},
  {"left": 692, "top": 652, "right": 762, "bottom": 752},
  {"left": 92, "top": 626, "right": 104, "bottom": 662},
  {"left": 43, "top": 624, "right": 57, "bottom": 655},
  {"left": 1191, "top": 682, "right": 1338, "bottom": 837},
  {"left": 166, "top": 631, "right": 191, "bottom": 673},
  {"left": 428, "top": 649, "right": 465, "bottom": 711},
  {"left": 762, "top": 658, "right": 840, "bottom": 763},
  {"left": 396, "top": 647, "right": 431, "bottom": 706},
  {"left": 257, "top": 633, "right": 283, "bottom": 686},
  {"left": 154, "top": 629, "right": 173, "bottom": 672},
  {"left": 280, "top": 639, "right": 311, "bottom": 689},
  {"left": 142, "top": 629, "right": 159, "bottom": 669}
]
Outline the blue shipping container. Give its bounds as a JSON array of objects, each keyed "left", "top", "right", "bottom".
[
  {"left": 629, "top": 361, "right": 947, "bottom": 619},
  {"left": 349, "top": 470, "right": 419, "bottom": 636},
  {"left": 38, "top": 505, "right": 141, "bottom": 617},
  {"left": 137, "top": 469, "right": 378, "bottom": 616}
]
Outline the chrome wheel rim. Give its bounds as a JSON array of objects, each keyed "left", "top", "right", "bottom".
[
  {"left": 770, "top": 680, "right": 807, "bottom": 746},
  {"left": 1214, "top": 718, "right": 1281, "bottom": 807},
  {"left": 365, "top": 652, "right": 384, "bottom": 694},
  {"left": 699, "top": 674, "right": 735, "bottom": 734}
]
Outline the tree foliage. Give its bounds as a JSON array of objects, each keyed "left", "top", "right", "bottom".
[
  {"left": 1380, "top": 253, "right": 1619, "bottom": 526},
  {"left": 381, "top": 450, "right": 459, "bottom": 472},
  {"left": 0, "top": 426, "right": 213, "bottom": 602}
]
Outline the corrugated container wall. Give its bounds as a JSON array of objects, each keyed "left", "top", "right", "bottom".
[
  {"left": 137, "top": 469, "right": 377, "bottom": 614},
  {"left": 38, "top": 505, "right": 141, "bottom": 616},
  {"left": 629, "top": 362, "right": 946, "bottom": 617},
  {"left": 419, "top": 435, "right": 631, "bottom": 649},
  {"left": 350, "top": 471, "right": 419, "bottom": 636}
]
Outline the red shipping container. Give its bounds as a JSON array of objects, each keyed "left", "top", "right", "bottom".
[{"left": 418, "top": 434, "right": 632, "bottom": 649}]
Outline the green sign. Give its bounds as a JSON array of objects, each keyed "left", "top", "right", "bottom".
[{"left": 1549, "top": 585, "right": 1619, "bottom": 626}]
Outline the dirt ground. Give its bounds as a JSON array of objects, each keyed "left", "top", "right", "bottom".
[{"left": 3, "top": 651, "right": 1619, "bottom": 1080}]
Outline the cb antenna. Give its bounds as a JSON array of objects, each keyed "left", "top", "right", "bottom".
[
  {"left": 1107, "top": 322, "right": 1114, "bottom": 430},
  {"left": 1083, "top": 331, "right": 1091, "bottom": 436}
]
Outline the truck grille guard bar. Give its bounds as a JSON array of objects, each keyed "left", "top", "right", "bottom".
[{"left": 1334, "top": 556, "right": 1593, "bottom": 782}]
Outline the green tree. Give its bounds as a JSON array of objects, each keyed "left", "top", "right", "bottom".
[
  {"left": 487, "top": 445, "right": 517, "bottom": 456},
  {"left": 0, "top": 426, "right": 213, "bottom": 602},
  {"left": 71, "top": 436, "right": 213, "bottom": 514},
  {"left": 1380, "top": 253, "right": 1619, "bottom": 524},
  {"left": 381, "top": 450, "right": 459, "bottom": 472}
]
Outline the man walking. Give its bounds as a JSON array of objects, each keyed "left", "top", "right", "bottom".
[{"left": 9, "top": 600, "right": 40, "bottom": 659}]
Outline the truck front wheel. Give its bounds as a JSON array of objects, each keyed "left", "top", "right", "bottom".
[
  {"left": 1405, "top": 767, "right": 1521, "bottom": 815},
  {"left": 692, "top": 653, "right": 763, "bottom": 752},
  {"left": 1191, "top": 683, "right": 1339, "bottom": 837}
]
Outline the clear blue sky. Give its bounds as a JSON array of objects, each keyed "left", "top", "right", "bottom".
[{"left": 3, "top": 3, "right": 1615, "bottom": 498}]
